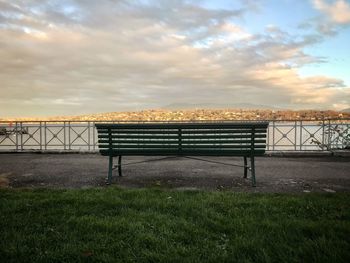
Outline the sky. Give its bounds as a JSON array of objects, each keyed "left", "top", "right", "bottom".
[{"left": 0, "top": 0, "right": 350, "bottom": 117}]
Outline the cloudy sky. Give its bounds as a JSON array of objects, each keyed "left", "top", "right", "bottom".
[{"left": 1, "top": 0, "right": 350, "bottom": 117}]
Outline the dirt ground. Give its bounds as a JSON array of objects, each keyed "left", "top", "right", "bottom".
[{"left": 0, "top": 153, "right": 349, "bottom": 193}]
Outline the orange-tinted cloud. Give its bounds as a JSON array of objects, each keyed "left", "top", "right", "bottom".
[
  {"left": 0, "top": 0, "right": 349, "bottom": 117},
  {"left": 313, "top": 0, "right": 350, "bottom": 24}
]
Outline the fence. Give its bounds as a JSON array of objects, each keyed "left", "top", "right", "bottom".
[{"left": 0, "top": 119, "right": 349, "bottom": 152}]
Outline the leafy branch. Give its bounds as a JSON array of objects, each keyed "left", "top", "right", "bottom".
[{"left": 311, "top": 124, "right": 350, "bottom": 150}]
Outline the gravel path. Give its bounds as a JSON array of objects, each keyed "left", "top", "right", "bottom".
[{"left": 0, "top": 153, "right": 349, "bottom": 193}]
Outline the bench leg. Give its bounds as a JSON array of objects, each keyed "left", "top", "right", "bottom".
[
  {"left": 118, "top": 156, "right": 122, "bottom": 177},
  {"left": 107, "top": 156, "right": 113, "bottom": 185},
  {"left": 243, "top": 156, "right": 248, "bottom": 178},
  {"left": 250, "top": 155, "right": 256, "bottom": 187}
]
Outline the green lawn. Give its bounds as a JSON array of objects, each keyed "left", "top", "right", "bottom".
[{"left": 0, "top": 188, "right": 349, "bottom": 263}]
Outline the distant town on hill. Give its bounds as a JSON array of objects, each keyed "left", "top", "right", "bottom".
[{"left": 1, "top": 109, "right": 349, "bottom": 122}]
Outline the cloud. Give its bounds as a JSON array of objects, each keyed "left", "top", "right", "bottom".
[
  {"left": 312, "top": 0, "right": 350, "bottom": 24},
  {"left": 0, "top": 0, "right": 349, "bottom": 117}
]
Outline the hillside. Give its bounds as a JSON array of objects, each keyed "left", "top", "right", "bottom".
[{"left": 1, "top": 109, "right": 349, "bottom": 122}]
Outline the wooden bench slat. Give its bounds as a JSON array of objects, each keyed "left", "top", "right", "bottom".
[
  {"left": 97, "top": 144, "right": 266, "bottom": 149},
  {"left": 95, "top": 122, "right": 269, "bottom": 129},
  {"left": 96, "top": 128, "right": 267, "bottom": 134},
  {"left": 98, "top": 137, "right": 266, "bottom": 144},
  {"left": 99, "top": 149, "right": 266, "bottom": 156},
  {"left": 98, "top": 139, "right": 266, "bottom": 144},
  {"left": 97, "top": 134, "right": 266, "bottom": 140}
]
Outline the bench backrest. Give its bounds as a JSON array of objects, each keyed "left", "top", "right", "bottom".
[{"left": 95, "top": 122, "right": 269, "bottom": 156}]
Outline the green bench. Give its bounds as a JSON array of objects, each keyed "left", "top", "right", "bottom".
[{"left": 95, "top": 122, "right": 269, "bottom": 186}]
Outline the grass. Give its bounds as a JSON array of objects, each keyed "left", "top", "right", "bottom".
[{"left": 0, "top": 188, "right": 349, "bottom": 263}]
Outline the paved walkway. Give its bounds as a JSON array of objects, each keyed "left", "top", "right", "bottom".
[{"left": 0, "top": 153, "right": 349, "bottom": 193}]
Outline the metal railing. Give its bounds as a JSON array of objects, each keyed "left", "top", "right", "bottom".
[{"left": 0, "top": 119, "right": 349, "bottom": 152}]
